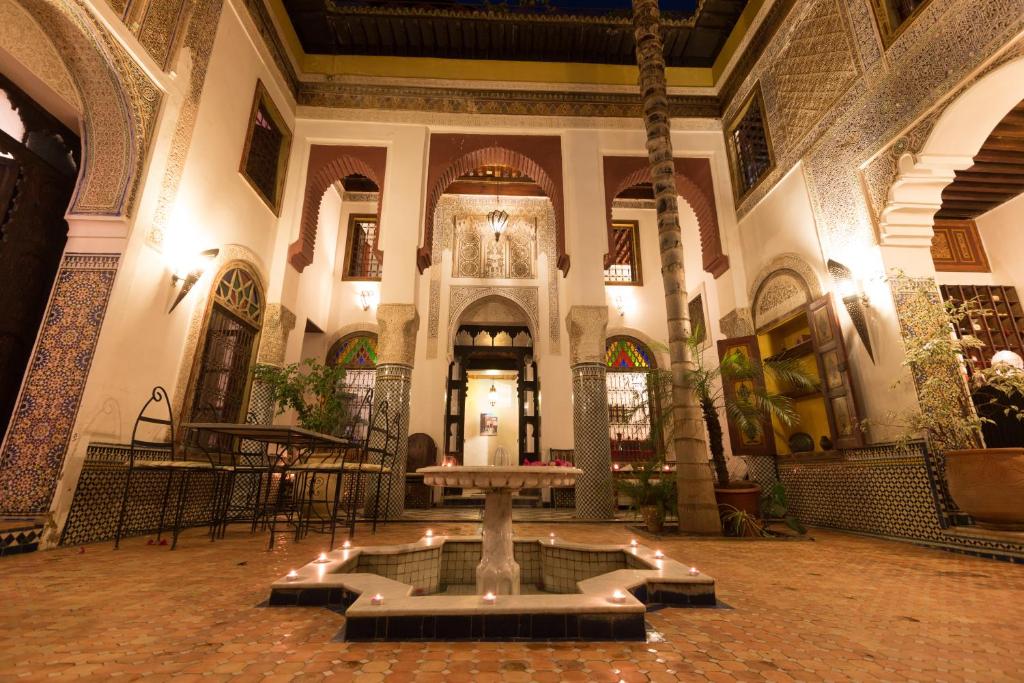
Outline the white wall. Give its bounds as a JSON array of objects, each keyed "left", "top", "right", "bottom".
[{"left": 974, "top": 193, "right": 1024, "bottom": 296}]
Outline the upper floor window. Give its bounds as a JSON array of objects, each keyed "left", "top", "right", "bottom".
[
  {"left": 240, "top": 81, "right": 291, "bottom": 215},
  {"left": 604, "top": 221, "right": 642, "bottom": 285},
  {"left": 870, "top": 0, "right": 932, "bottom": 46},
  {"left": 344, "top": 214, "right": 383, "bottom": 280},
  {"left": 726, "top": 86, "right": 774, "bottom": 200}
]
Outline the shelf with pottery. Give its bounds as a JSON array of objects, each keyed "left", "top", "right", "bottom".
[{"left": 756, "top": 311, "right": 831, "bottom": 456}]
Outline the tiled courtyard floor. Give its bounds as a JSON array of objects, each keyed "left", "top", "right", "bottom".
[{"left": 2, "top": 522, "right": 1023, "bottom": 682}]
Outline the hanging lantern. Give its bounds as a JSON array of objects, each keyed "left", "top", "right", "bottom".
[
  {"left": 487, "top": 209, "right": 509, "bottom": 242},
  {"left": 489, "top": 382, "right": 498, "bottom": 408}
]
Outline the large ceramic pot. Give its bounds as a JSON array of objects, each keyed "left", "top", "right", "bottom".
[
  {"left": 640, "top": 505, "right": 665, "bottom": 534},
  {"left": 714, "top": 483, "right": 762, "bottom": 518},
  {"left": 945, "top": 448, "right": 1024, "bottom": 530}
]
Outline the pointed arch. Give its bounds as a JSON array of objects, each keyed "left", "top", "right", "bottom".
[
  {"left": 289, "top": 145, "right": 388, "bottom": 272},
  {"left": 603, "top": 155, "right": 729, "bottom": 278},
  {"left": 420, "top": 134, "right": 567, "bottom": 274}
]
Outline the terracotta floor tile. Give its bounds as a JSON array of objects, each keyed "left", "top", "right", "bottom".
[{"left": 1, "top": 524, "right": 1023, "bottom": 683}]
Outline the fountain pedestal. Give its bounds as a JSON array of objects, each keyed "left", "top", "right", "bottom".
[{"left": 419, "top": 465, "right": 582, "bottom": 595}]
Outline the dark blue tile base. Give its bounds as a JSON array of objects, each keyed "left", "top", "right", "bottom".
[{"left": 343, "top": 612, "right": 646, "bottom": 642}]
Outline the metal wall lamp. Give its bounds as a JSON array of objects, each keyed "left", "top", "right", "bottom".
[
  {"left": 827, "top": 258, "right": 874, "bottom": 362},
  {"left": 169, "top": 248, "right": 219, "bottom": 313}
]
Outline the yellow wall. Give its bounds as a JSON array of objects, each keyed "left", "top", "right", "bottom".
[{"left": 463, "top": 375, "right": 519, "bottom": 467}]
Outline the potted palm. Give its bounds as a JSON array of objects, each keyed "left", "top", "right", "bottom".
[
  {"left": 648, "top": 331, "right": 817, "bottom": 521},
  {"left": 887, "top": 274, "right": 1024, "bottom": 530},
  {"left": 615, "top": 456, "right": 676, "bottom": 533}
]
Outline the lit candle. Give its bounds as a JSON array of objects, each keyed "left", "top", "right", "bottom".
[
  {"left": 315, "top": 552, "right": 329, "bottom": 563},
  {"left": 612, "top": 463, "right": 620, "bottom": 471},
  {"left": 629, "top": 539, "right": 638, "bottom": 547},
  {"left": 611, "top": 589, "right": 626, "bottom": 604},
  {"left": 286, "top": 570, "right": 299, "bottom": 581},
  {"left": 483, "top": 592, "right": 496, "bottom": 604},
  {"left": 371, "top": 593, "right": 384, "bottom": 605},
  {"left": 654, "top": 549, "right": 664, "bottom": 559},
  {"left": 663, "top": 465, "right": 670, "bottom": 472},
  {"left": 688, "top": 567, "right": 700, "bottom": 576},
  {"left": 342, "top": 540, "right": 352, "bottom": 549},
  {"left": 425, "top": 529, "right": 433, "bottom": 537}
]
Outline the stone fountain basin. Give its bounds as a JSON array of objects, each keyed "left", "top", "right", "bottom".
[
  {"left": 418, "top": 465, "right": 583, "bottom": 489},
  {"left": 269, "top": 535, "right": 715, "bottom": 641}
]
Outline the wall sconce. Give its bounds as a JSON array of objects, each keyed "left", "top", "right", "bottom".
[
  {"left": 489, "top": 382, "right": 497, "bottom": 408},
  {"left": 613, "top": 293, "right": 626, "bottom": 317},
  {"left": 358, "top": 289, "right": 374, "bottom": 312},
  {"left": 827, "top": 259, "right": 874, "bottom": 362},
  {"left": 169, "top": 248, "right": 218, "bottom": 313}
]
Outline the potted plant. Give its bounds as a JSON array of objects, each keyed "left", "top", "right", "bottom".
[
  {"left": 253, "top": 358, "right": 354, "bottom": 437},
  {"left": 646, "top": 330, "right": 817, "bottom": 520},
  {"left": 886, "top": 274, "right": 1024, "bottom": 530},
  {"left": 615, "top": 457, "right": 676, "bottom": 534}
]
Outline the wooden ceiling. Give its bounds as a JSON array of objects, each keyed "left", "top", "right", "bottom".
[
  {"left": 938, "top": 99, "right": 1024, "bottom": 220},
  {"left": 283, "top": 0, "right": 749, "bottom": 68}
]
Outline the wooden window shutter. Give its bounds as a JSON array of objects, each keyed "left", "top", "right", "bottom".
[
  {"left": 717, "top": 336, "right": 775, "bottom": 457},
  {"left": 806, "top": 294, "right": 865, "bottom": 450}
]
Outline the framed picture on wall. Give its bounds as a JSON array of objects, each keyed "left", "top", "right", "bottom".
[
  {"left": 689, "top": 285, "right": 712, "bottom": 350},
  {"left": 480, "top": 413, "right": 498, "bottom": 436}
]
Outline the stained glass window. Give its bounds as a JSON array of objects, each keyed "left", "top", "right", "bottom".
[
  {"left": 345, "top": 215, "right": 383, "bottom": 280},
  {"left": 727, "top": 86, "right": 773, "bottom": 198},
  {"left": 604, "top": 221, "right": 642, "bottom": 285},
  {"left": 327, "top": 333, "right": 378, "bottom": 369},
  {"left": 605, "top": 336, "right": 657, "bottom": 461},
  {"left": 605, "top": 336, "right": 654, "bottom": 370},
  {"left": 213, "top": 267, "right": 263, "bottom": 327}
]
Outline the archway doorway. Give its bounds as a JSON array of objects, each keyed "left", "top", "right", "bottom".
[
  {"left": 442, "top": 295, "right": 539, "bottom": 505},
  {"left": 0, "top": 74, "right": 80, "bottom": 442}
]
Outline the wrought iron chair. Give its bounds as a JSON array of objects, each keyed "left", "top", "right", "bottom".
[
  {"left": 114, "top": 387, "right": 217, "bottom": 550},
  {"left": 289, "top": 391, "right": 382, "bottom": 547},
  {"left": 367, "top": 400, "right": 401, "bottom": 533}
]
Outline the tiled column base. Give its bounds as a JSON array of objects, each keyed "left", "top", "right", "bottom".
[
  {"left": 367, "top": 363, "right": 412, "bottom": 521},
  {"left": 571, "top": 363, "right": 614, "bottom": 520}
]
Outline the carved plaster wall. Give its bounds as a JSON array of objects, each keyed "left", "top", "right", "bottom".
[
  {"left": 255, "top": 303, "right": 297, "bottom": 367},
  {"left": 428, "top": 195, "right": 559, "bottom": 356},
  {"left": 726, "top": 0, "right": 1024, "bottom": 264},
  {"left": 447, "top": 286, "right": 539, "bottom": 349},
  {"left": 0, "top": 0, "right": 81, "bottom": 112},
  {"left": 566, "top": 306, "right": 609, "bottom": 366},
  {"left": 376, "top": 304, "right": 419, "bottom": 367},
  {"left": 18, "top": 0, "right": 162, "bottom": 218},
  {"left": 748, "top": 254, "right": 823, "bottom": 330},
  {"left": 148, "top": 0, "right": 225, "bottom": 246}
]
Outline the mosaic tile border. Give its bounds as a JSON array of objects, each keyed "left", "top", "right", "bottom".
[{"left": 0, "top": 253, "right": 120, "bottom": 514}]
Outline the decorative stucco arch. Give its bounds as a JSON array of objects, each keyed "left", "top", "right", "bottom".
[
  {"left": 603, "top": 155, "right": 728, "bottom": 278},
  {"left": 447, "top": 289, "right": 539, "bottom": 355},
  {"left": 878, "top": 56, "right": 1024, "bottom": 248},
  {"left": 420, "top": 134, "right": 567, "bottom": 274},
  {"left": 748, "top": 253, "right": 825, "bottom": 330},
  {"left": 289, "top": 145, "right": 388, "bottom": 272},
  {"left": 18, "top": 0, "right": 161, "bottom": 218},
  {"left": 325, "top": 322, "right": 381, "bottom": 358}
]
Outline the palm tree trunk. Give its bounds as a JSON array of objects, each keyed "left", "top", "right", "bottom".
[{"left": 633, "top": 0, "right": 721, "bottom": 534}]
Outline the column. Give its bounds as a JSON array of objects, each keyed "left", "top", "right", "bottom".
[
  {"left": 370, "top": 303, "right": 420, "bottom": 520},
  {"left": 566, "top": 305, "right": 614, "bottom": 520},
  {"left": 250, "top": 303, "right": 297, "bottom": 424}
]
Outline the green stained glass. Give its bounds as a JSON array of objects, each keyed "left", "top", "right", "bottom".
[
  {"left": 327, "top": 334, "right": 378, "bottom": 369},
  {"left": 605, "top": 337, "right": 652, "bottom": 369},
  {"left": 214, "top": 267, "right": 262, "bottom": 327}
]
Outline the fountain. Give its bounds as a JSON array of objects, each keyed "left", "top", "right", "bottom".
[
  {"left": 268, "top": 465, "right": 717, "bottom": 641},
  {"left": 418, "top": 465, "right": 582, "bottom": 595}
]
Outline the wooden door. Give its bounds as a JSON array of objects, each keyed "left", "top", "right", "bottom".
[
  {"left": 442, "top": 359, "right": 467, "bottom": 464},
  {"left": 717, "top": 336, "right": 776, "bottom": 456},
  {"left": 807, "top": 295, "right": 865, "bottom": 449}
]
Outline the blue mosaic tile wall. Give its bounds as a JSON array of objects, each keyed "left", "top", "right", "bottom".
[{"left": 0, "top": 253, "right": 119, "bottom": 514}]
